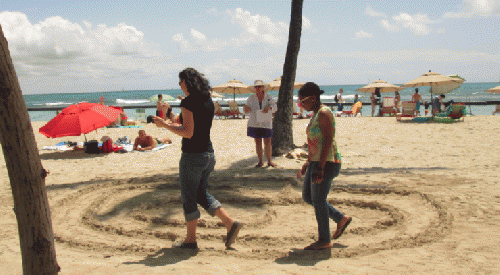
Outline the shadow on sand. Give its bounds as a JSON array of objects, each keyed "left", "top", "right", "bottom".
[
  {"left": 122, "top": 247, "right": 198, "bottom": 267},
  {"left": 275, "top": 243, "right": 348, "bottom": 266}
]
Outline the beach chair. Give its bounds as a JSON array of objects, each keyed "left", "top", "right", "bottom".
[
  {"left": 493, "top": 104, "right": 500, "bottom": 115},
  {"left": 228, "top": 101, "right": 243, "bottom": 118},
  {"left": 135, "top": 108, "right": 147, "bottom": 122},
  {"left": 436, "top": 103, "right": 466, "bottom": 121},
  {"left": 214, "top": 101, "right": 228, "bottom": 119},
  {"left": 396, "top": 101, "right": 417, "bottom": 122},
  {"left": 381, "top": 97, "right": 396, "bottom": 116}
]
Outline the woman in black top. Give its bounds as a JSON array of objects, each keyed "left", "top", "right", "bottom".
[{"left": 153, "top": 68, "right": 242, "bottom": 249}]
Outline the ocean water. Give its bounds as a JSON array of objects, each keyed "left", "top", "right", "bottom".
[{"left": 24, "top": 82, "right": 500, "bottom": 122}]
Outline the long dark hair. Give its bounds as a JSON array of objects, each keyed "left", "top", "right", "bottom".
[{"left": 179, "top": 68, "right": 211, "bottom": 98}]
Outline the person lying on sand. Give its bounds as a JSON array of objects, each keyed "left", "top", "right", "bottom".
[{"left": 133, "top": 130, "right": 171, "bottom": 151}]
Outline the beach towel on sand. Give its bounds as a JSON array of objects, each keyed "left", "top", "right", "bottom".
[
  {"left": 116, "top": 143, "right": 171, "bottom": 153},
  {"left": 42, "top": 145, "right": 74, "bottom": 151},
  {"left": 106, "top": 125, "right": 143, "bottom": 128}
]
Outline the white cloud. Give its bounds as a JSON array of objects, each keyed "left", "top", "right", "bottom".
[
  {"left": 190, "top": 29, "right": 207, "bottom": 42},
  {"left": 444, "top": 0, "right": 500, "bottom": 18},
  {"left": 380, "top": 19, "right": 400, "bottom": 32},
  {"left": 172, "top": 8, "right": 298, "bottom": 53},
  {"left": 303, "top": 16, "right": 312, "bottom": 29},
  {"left": 172, "top": 33, "right": 191, "bottom": 52},
  {"left": 0, "top": 11, "right": 178, "bottom": 92},
  {"left": 355, "top": 30, "right": 373, "bottom": 39},
  {"left": 228, "top": 8, "right": 289, "bottom": 45},
  {"left": 393, "top": 13, "right": 438, "bottom": 35},
  {"left": 0, "top": 11, "right": 151, "bottom": 59},
  {"left": 380, "top": 13, "right": 440, "bottom": 35},
  {"left": 365, "top": 5, "right": 387, "bottom": 18}
]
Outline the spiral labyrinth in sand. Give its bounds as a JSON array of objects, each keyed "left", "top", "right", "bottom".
[{"left": 49, "top": 175, "right": 452, "bottom": 259}]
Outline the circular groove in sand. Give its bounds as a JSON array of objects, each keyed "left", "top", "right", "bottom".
[{"left": 49, "top": 177, "right": 452, "bottom": 259}]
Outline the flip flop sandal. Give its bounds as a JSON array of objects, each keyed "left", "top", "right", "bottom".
[
  {"left": 225, "top": 221, "right": 243, "bottom": 247},
  {"left": 333, "top": 217, "right": 352, "bottom": 240}
]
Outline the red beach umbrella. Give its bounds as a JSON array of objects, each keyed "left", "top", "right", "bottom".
[{"left": 39, "top": 102, "right": 122, "bottom": 140}]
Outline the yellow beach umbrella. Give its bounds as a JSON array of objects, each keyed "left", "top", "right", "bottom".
[
  {"left": 486, "top": 85, "right": 500, "bottom": 93},
  {"left": 267, "top": 77, "right": 304, "bottom": 91},
  {"left": 210, "top": 91, "right": 225, "bottom": 98},
  {"left": 212, "top": 80, "right": 252, "bottom": 100},
  {"left": 356, "top": 80, "right": 403, "bottom": 93},
  {"left": 402, "top": 71, "right": 464, "bottom": 90}
]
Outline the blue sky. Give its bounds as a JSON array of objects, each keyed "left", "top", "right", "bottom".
[{"left": 1, "top": 0, "right": 499, "bottom": 94}]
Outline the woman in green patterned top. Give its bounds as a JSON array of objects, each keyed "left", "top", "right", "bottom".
[{"left": 296, "top": 82, "right": 352, "bottom": 250}]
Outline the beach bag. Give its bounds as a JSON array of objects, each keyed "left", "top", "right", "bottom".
[
  {"left": 101, "top": 139, "right": 113, "bottom": 153},
  {"left": 84, "top": 140, "right": 100, "bottom": 154}
]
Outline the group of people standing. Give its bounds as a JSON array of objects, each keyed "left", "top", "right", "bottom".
[{"left": 151, "top": 68, "right": 351, "bottom": 250}]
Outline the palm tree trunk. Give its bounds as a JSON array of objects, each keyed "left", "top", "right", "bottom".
[
  {"left": 272, "top": 0, "right": 303, "bottom": 156},
  {"left": 0, "top": 25, "right": 60, "bottom": 274}
]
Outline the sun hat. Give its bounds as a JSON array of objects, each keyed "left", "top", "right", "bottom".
[
  {"left": 100, "top": 136, "right": 111, "bottom": 142},
  {"left": 250, "top": 80, "right": 270, "bottom": 92}
]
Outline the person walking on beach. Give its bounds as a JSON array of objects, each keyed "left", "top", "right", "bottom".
[
  {"left": 243, "top": 80, "right": 278, "bottom": 168},
  {"left": 153, "top": 68, "right": 242, "bottom": 249},
  {"left": 412, "top": 88, "right": 423, "bottom": 115},
  {"left": 296, "top": 82, "right": 352, "bottom": 250}
]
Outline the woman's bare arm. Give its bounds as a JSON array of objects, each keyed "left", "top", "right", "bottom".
[{"left": 153, "top": 107, "right": 194, "bottom": 138}]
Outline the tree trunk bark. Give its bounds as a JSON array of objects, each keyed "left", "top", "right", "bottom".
[
  {"left": 0, "top": 26, "right": 60, "bottom": 274},
  {"left": 272, "top": 0, "right": 303, "bottom": 156}
]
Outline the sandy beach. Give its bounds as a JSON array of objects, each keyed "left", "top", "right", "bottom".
[{"left": 1, "top": 116, "right": 500, "bottom": 274}]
